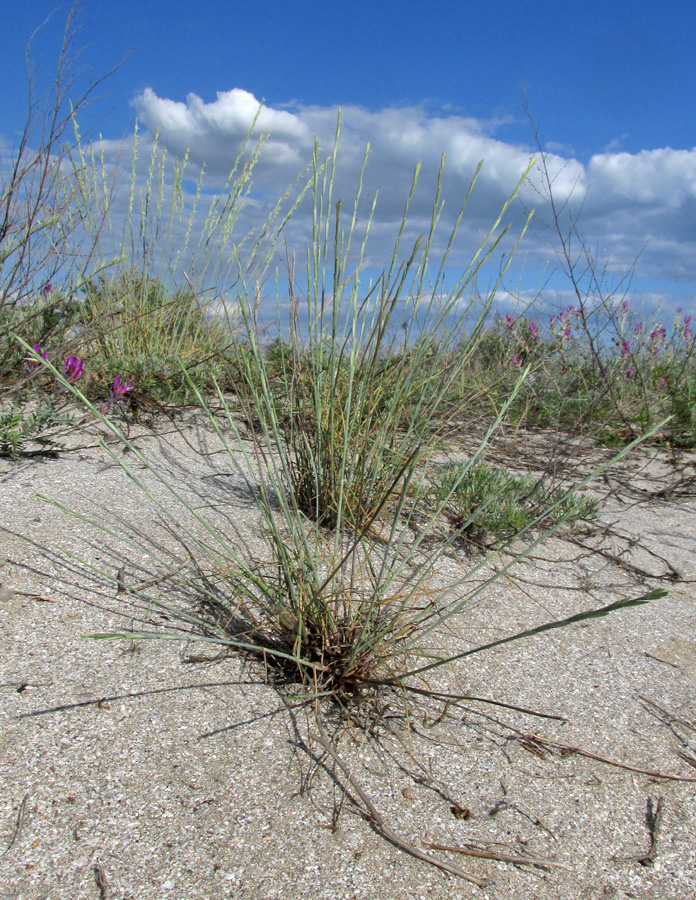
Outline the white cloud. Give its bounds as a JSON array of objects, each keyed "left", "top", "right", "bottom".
[
  {"left": 587, "top": 148, "right": 696, "bottom": 207},
  {"left": 124, "top": 87, "right": 696, "bottom": 301},
  {"left": 133, "top": 87, "right": 312, "bottom": 173}
]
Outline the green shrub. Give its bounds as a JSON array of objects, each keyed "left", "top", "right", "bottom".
[
  {"left": 430, "top": 461, "right": 598, "bottom": 542},
  {"left": 0, "top": 396, "right": 79, "bottom": 459}
]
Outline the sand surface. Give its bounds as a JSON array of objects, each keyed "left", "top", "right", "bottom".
[{"left": 1, "top": 412, "right": 695, "bottom": 899}]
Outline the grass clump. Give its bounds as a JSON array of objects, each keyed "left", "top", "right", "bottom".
[
  {"left": 39, "top": 137, "right": 665, "bottom": 712},
  {"left": 78, "top": 271, "right": 228, "bottom": 404},
  {"left": 225, "top": 144, "right": 532, "bottom": 535}
]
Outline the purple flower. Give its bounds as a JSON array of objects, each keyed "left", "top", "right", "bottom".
[
  {"left": 677, "top": 307, "right": 683, "bottom": 315},
  {"left": 110, "top": 376, "right": 133, "bottom": 399},
  {"left": 621, "top": 300, "right": 629, "bottom": 313},
  {"left": 684, "top": 315, "right": 692, "bottom": 326},
  {"left": 41, "top": 281, "right": 53, "bottom": 298},
  {"left": 509, "top": 354, "right": 524, "bottom": 368},
  {"left": 621, "top": 339, "right": 631, "bottom": 358},
  {"left": 625, "top": 367, "right": 635, "bottom": 379},
  {"left": 549, "top": 315, "right": 556, "bottom": 326},
  {"left": 564, "top": 325, "right": 572, "bottom": 338},
  {"left": 504, "top": 313, "right": 515, "bottom": 329},
  {"left": 634, "top": 322, "right": 643, "bottom": 335},
  {"left": 26, "top": 343, "right": 48, "bottom": 374},
  {"left": 529, "top": 322, "right": 539, "bottom": 341},
  {"left": 64, "top": 355, "right": 84, "bottom": 383}
]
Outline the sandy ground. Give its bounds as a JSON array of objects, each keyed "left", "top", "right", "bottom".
[{"left": 1, "top": 412, "right": 695, "bottom": 900}]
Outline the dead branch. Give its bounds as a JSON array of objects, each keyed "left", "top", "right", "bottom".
[
  {"left": 313, "top": 723, "right": 486, "bottom": 887},
  {"left": 424, "top": 840, "right": 573, "bottom": 872},
  {"left": 521, "top": 733, "right": 696, "bottom": 782}
]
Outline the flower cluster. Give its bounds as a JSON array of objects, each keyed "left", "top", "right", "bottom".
[
  {"left": 110, "top": 375, "right": 133, "bottom": 400},
  {"left": 23, "top": 345, "right": 134, "bottom": 407},
  {"left": 498, "top": 314, "right": 543, "bottom": 369},
  {"left": 549, "top": 305, "right": 580, "bottom": 342},
  {"left": 64, "top": 355, "right": 84, "bottom": 382},
  {"left": 25, "top": 344, "right": 48, "bottom": 374},
  {"left": 610, "top": 302, "right": 696, "bottom": 383}
]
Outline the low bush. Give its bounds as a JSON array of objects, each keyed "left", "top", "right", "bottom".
[{"left": 429, "top": 461, "right": 598, "bottom": 542}]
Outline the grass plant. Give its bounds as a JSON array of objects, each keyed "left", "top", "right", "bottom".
[{"left": 31, "top": 140, "right": 667, "bottom": 712}]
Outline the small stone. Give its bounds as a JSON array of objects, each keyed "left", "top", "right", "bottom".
[{"left": 0, "top": 587, "right": 16, "bottom": 602}]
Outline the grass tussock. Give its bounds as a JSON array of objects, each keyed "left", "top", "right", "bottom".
[{"left": 20, "top": 135, "right": 667, "bottom": 710}]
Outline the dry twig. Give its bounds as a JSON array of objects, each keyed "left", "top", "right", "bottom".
[
  {"left": 94, "top": 861, "right": 112, "bottom": 899},
  {"left": 2, "top": 794, "right": 28, "bottom": 856},
  {"left": 522, "top": 733, "right": 696, "bottom": 782},
  {"left": 637, "top": 796, "right": 663, "bottom": 866},
  {"left": 312, "top": 723, "right": 486, "bottom": 887},
  {"left": 423, "top": 840, "right": 573, "bottom": 872}
]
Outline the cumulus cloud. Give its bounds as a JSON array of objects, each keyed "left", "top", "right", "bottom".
[
  {"left": 134, "top": 87, "right": 311, "bottom": 171},
  {"left": 127, "top": 87, "right": 696, "bottom": 298}
]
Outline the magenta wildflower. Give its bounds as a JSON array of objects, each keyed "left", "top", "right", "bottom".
[
  {"left": 64, "top": 355, "right": 84, "bottom": 382},
  {"left": 625, "top": 367, "right": 635, "bottom": 378},
  {"left": 564, "top": 325, "right": 572, "bottom": 338},
  {"left": 684, "top": 315, "right": 692, "bottom": 326},
  {"left": 110, "top": 376, "right": 133, "bottom": 399},
  {"left": 634, "top": 322, "right": 643, "bottom": 334},
  {"left": 26, "top": 343, "right": 48, "bottom": 374},
  {"left": 41, "top": 281, "right": 53, "bottom": 298},
  {"left": 504, "top": 313, "right": 515, "bottom": 329},
  {"left": 509, "top": 354, "right": 524, "bottom": 368},
  {"left": 529, "top": 322, "right": 539, "bottom": 341},
  {"left": 621, "top": 339, "right": 631, "bottom": 358},
  {"left": 621, "top": 300, "right": 629, "bottom": 313}
]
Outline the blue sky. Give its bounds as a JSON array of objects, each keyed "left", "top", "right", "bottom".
[{"left": 3, "top": 0, "right": 696, "bottom": 312}]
